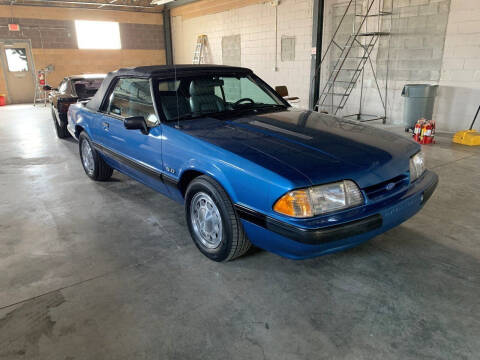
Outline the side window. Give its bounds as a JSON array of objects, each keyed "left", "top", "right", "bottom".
[
  {"left": 107, "top": 78, "right": 158, "bottom": 126},
  {"left": 220, "top": 76, "right": 276, "bottom": 105},
  {"left": 238, "top": 77, "right": 274, "bottom": 104},
  {"left": 221, "top": 77, "right": 241, "bottom": 103},
  {"left": 214, "top": 86, "right": 224, "bottom": 100},
  {"left": 58, "top": 80, "right": 68, "bottom": 94}
]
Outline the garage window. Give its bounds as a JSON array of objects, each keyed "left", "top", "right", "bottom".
[
  {"left": 75, "top": 20, "right": 121, "bottom": 49},
  {"left": 4, "top": 48, "right": 28, "bottom": 72}
]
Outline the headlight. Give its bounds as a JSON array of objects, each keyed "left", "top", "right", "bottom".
[
  {"left": 409, "top": 151, "right": 425, "bottom": 182},
  {"left": 273, "top": 180, "right": 364, "bottom": 218}
]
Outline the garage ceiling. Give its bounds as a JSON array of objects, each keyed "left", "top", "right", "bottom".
[{"left": 0, "top": 0, "right": 163, "bottom": 12}]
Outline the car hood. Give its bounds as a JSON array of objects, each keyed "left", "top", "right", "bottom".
[{"left": 179, "top": 109, "right": 419, "bottom": 188}]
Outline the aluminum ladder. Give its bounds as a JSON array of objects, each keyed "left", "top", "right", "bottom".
[{"left": 192, "top": 34, "right": 208, "bottom": 64}]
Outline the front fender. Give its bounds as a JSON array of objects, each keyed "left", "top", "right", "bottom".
[
  {"left": 177, "top": 158, "right": 239, "bottom": 204},
  {"left": 162, "top": 125, "right": 297, "bottom": 213}
]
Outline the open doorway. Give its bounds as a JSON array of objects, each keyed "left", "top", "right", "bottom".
[{"left": 0, "top": 41, "right": 36, "bottom": 104}]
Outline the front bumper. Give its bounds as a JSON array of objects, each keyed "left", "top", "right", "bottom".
[{"left": 236, "top": 170, "right": 438, "bottom": 259}]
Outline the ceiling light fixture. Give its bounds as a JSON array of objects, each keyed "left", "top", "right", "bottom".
[{"left": 151, "top": 0, "right": 176, "bottom": 5}]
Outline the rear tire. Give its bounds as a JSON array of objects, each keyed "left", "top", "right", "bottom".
[
  {"left": 52, "top": 107, "right": 70, "bottom": 139},
  {"left": 78, "top": 132, "right": 113, "bottom": 181},
  {"left": 185, "top": 175, "right": 251, "bottom": 262}
]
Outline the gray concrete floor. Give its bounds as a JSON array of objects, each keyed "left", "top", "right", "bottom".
[{"left": 1, "top": 104, "right": 479, "bottom": 360}]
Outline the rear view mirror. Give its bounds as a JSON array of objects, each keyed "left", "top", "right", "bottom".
[{"left": 124, "top": 116, "right": 148, "bottom": 135}]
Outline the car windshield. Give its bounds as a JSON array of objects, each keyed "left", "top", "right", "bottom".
[
  {"left": 155, "top": 74, "right": 286, "bottom": 121},
  {"left": 73, "top": 78, "right": 103, "bottom": 99}
]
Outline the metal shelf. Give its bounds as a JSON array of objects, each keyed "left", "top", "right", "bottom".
[
  {"left": 326, "top": 92, "right": 351, "bottom": 96},
  {"left": 355, "top": 11, "right": 392, "bottom": 17},
  {"left": 357, "top": 32, "right": 390, "bottom": 37}
]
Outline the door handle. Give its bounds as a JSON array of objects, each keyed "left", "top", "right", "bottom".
[{"left": 102, "top": 121, "right": 109, "bottom": 130}]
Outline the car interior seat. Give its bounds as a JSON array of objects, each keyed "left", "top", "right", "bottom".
[
  {"left": 275, "top": 85, "right": 299, "bottom": 102},
  {"left": 74, "top": 83, "right": 87, "bottom": 99},
  {"left": 189, "top": 79, "right": 225, "bottom": 115},
  {"left": 158, "top": 91, "right": 190, "bottom": 120}
]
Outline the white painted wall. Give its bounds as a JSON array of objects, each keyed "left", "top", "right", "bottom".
[
  {"left": 171, "top": 0, "right": 480, "bottom": 132},
  {"left": 320, "top": 0, "right": 450, "bottom": 126},
  {"left": 321, "top": 0, "right": 480, "bottom": 132},
  {"left": 435, "top": 0, "right": 480, "bottom": 132},
  {"left": 171, "top": 0, "right": 314, "bottom": 109}
]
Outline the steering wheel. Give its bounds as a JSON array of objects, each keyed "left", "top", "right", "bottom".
[{"left": 233, "top": 98, "right": 255, "bottom": 107}]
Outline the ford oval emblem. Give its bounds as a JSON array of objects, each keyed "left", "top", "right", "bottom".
[{"left": 386, "top": 182, "right": 395, "bottom": 191}]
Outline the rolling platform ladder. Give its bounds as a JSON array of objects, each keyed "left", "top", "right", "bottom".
[{"left": 313, "top": 0, "right": 392, "bottom": 123}]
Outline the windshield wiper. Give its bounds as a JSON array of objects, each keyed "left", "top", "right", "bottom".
[
  {"left": 170, "top": 113, "right": 200, "bottom": 121},
  {"left": 169, "top": 104, "right": 287, "bottom": 122},
  {"left": 234, "top": 103, "right": 287, "bottom": 112},
  {"left": 170, "top": 111, "right": 231, "bottom": 121},
  {"left": 255, "top": 104, "right": 288, "bottom": 109}
]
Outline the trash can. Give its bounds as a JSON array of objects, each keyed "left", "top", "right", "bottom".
[{"left": 401, "top": 84, "right": 438, "bottom": 131}]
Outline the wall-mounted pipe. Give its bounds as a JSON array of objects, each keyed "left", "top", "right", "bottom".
[
  {"left": 0, "top": 0, "right": 159, "bottom": 10},
  {"left": 274, "top": 2, "right": 278, "bottom": 72},
  {"left": 98, "top": 0, "right": 117, "bottom": 9}
]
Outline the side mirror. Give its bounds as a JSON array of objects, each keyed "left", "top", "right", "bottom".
[
  {"left": 124, "top": 116, "right": 148, "bottom": 135},
  {"left": 43, "top": 85, "right": 58, "bottom": 91}
]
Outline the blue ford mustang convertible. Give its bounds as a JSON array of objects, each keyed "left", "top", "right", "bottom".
[{"left": 67, "top": 65, "right": 438, "bottom": 262}]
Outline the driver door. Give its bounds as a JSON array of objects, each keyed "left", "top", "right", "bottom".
[{"left": 95, "top": 77, "right": 168, "bottom": 194}]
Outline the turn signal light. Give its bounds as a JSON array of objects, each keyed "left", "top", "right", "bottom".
[{"left": 273, "top": 189, "right": 313, "bottom": 218}]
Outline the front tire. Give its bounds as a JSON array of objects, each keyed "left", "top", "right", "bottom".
[
  {"left": 185, "top": 176, "right": 251, "bottom": 262},
  {"left": 52, "top": 107, "right": 70, "bottom": 139},
  {"left": 78, "top": 132, "right": 113, "bottom": 181}
]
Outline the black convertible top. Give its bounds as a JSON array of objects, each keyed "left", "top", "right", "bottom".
[
  {"left": 86, "top": 65, "right": 253, "bottom": 112},
  {"left": 68, "top": 74, "right": 106, "bottom": 80}
]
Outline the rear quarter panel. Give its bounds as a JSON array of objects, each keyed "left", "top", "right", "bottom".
[{"left": 67, "top": 103, "right": 96, "bottom": 139}]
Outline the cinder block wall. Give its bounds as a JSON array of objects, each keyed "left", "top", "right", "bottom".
[
  {"left": 320, "top": 0, "right": 451, "bottom": 125},
  {"left": 321, "top": 0, "right": 480, "bottom": 132},
  {"left": 171, "top": 0, "right": 480, "bottom": 132},
  {"left": 435, "top": 0, "right": 480, "bottom": 132},
  {"left": 171, "top": 0, "right": 314, "bottom": 109},
  {"left": 0, "top": 5, "right": 166, "bottom": 103}
]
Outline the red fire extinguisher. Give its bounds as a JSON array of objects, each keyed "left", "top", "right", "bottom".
[
  {"left": 423, "top": 121, "right": 435, "bottom": 144},
  {"left": 413, "top": 120, "right": 422, "bottom": 142},
  {"left": 423, "top": 122, "right": 432, "bottom": 144},
  {"left": 38, "top": 71, "right": 45, "bottom": 86},
  {"left": 413, "top": 119, "right": 435, "bottom": 144}
]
